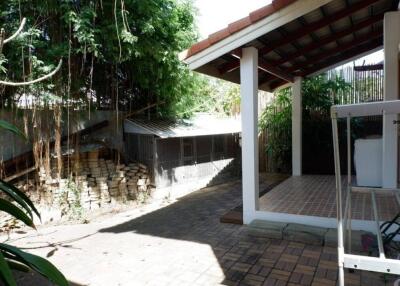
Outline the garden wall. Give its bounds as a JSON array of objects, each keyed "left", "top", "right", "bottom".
[{"left": 0, "top": 109, "right": 124, "bottom": 164}]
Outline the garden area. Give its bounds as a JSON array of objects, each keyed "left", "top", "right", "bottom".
[
  {"left": 0, "top": 0, "right": 391, "bottom": 285},
  {"left": 0, "top": 1, "right": 243, "bottom": 285}
]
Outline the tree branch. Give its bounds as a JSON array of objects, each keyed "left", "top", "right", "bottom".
[
  {"left": 3, "top": 18, "right": 26, "bottom": 44},
  {"left": 0, "top": 59, "right": 62, "bottom": 86}
]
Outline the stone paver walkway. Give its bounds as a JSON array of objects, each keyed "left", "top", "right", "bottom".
[{"left": 2, "top": 179, "right": 399, "bottom": 286}]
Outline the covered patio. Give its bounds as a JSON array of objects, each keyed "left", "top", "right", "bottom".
[
  {"left": 259, "top": 175, "right": 399, "bottom": 230},
  {"left": 181, "top": 0, "right": 400, "bottom": 228}
]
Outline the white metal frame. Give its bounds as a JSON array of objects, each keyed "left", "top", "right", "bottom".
[{"left": 331, "top": 100, "right": 400, "bottom": 286}]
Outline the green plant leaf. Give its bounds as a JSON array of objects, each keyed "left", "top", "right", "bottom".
[
  {"left": 0, "top": 120, "right": 26, "bottom": 139},
  {"left": 0, "top": 179, "right": 40, "bottom": 220},
  {"left": 5, "top": 258, "right": 31, "bottom": 273},
  {"left": 0, "top": 244, "right": 68, "bottom": 286},
  {"left": 0, "top": 198, "right": 35, "bottom": 228},
  {"left": 0, "top": 251, "right": 17, "bottom": 286}
]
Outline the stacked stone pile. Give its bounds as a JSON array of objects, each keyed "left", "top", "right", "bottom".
[{"left": 18, "top": 148, "right": 155, "bottom": 211}]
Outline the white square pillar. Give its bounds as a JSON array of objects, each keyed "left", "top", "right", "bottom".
[
  {"left": 240, "top": 47, "right": 259, "bottom": 224},
  {"left": 292, "top": 77, "right": 302, "bottom": 176},
  {"left": 382, "top": 12, "right": 400, "bottom": 188}
]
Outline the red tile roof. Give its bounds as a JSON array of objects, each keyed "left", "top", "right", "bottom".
[{"left": 184, "top": 0, "right": 298, "bottom": 60}]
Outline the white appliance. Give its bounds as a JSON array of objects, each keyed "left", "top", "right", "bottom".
[{"left": 354, "top": 138, "right": 382, "bottom": 187}]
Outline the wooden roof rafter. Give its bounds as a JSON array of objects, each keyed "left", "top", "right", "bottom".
[
  {"left": 301, "top": 37, "right": 383, "bottom": 76},
  {"left": 319, "top": 5, "right": 340, "bottom": 47},
  {"left": 258, "top": 0, "right": 380, "bottom": 56},
  {"left": 218, "top": 12, "right": 384, "bottom": 76},
  {"left": 258, "top": 58, "right": 294, "bottom": 83},
  {"left": 285, "top": 30, "right": 382, "bottom": 73},
  {"left": 267, "top": 13, "right": 384, "bottom": 68},
  {"left": 183, "top": 0, "right": 398, "bottom": 92},
  {"left": 218, "top": 0, "right": 381, "bottom": 75},
  {"left": 218, "top": 53, "right": 294, "bottom": 84},
  {"left": 345, "top": 0, "right": 355, "bottom": 26},
  {"left": 268, "top": 37, "right": 383, "bottom": 90},
  {"left": 276, "top": 26, "right": 308, "bottom": 61}
]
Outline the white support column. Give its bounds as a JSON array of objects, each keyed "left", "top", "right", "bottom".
[
  {"left": 240, "top": 46, "right": 259, "bottom": 224},
  {"left": 292, "top": 77, "right": 302, "bottom": 176},
  {"left": 382, "top": 12, "right": 400, "bottom": 188}
]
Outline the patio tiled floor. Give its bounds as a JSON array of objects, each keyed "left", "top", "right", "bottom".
[
  {"left": 259, "top": 175, "right": 400, "bottom": 221},
  {"left": 3, "top": 177, "right": 400, "bottom": 285}
]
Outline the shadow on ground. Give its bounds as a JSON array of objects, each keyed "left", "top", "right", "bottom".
[
  {"left": 98, "top": 180, "right": 258, "bottom": 285},
  {"left": 7, "top": 174, "right": 398, "bottom": 285},
  {"left": 97, "top": 175, "right": 399, "bottom": 286},
  {"left": 4, "top": 271, "right": 85, "bottom": 286}
]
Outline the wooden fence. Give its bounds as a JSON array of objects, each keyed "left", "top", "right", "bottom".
[{"left": 327, "top": 64, "right": 384, "bottom": 104}]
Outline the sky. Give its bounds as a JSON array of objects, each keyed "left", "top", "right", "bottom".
[
  {"left": 194, "top": 0, "right": 269, "bottom": 39},
  {"left": 193, "top": 0, "right": 383, "bottom": 66}
]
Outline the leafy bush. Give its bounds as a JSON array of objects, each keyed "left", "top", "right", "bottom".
[
  {"left": 0, "top": 121, "right": 68, "bottom": 286},
  {"left": 259, "top": 87, "right": 292, "bottom": 172},
  {"left": 259, "top": 74, "right": 351, "bottom": 173}
]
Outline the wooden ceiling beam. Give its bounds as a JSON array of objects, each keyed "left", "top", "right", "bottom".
[
  {"left": 258, "top": 58, "right": 294, "bottom": 83},
  {"left": 270, "top": 13, "right": 384, "bottom": 67},
  {"left": 268, "top": 78, "right": 287, "bottom": 91},
  {"left": 300, "top": 39, "right": 382, "bottom": 77},
  {"left": 268, "top": 40, "right": 382, "bottom": 91},
  {"left": 217, "top": 53, "right": 294, "bottom": 83},
  {"left": 286, "top": 31, "right": 382, "bottom": 73},
  {"left": 218, "top": 59, "right": 240, "bottom": 74},
  {"left": 259, "top": 0, "right": 380, "bottom": 55},
  {"left": 219, "top": 0, "right": 380, "bottom": 74}
]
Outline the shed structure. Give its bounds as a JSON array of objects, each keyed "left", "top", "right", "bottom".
[{"left": 123, "top": 114, "right": 241, "bottom": 189}]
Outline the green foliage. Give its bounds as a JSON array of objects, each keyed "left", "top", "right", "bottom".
[
  {"left": 259, "top": 74, "right": 351, "bottom": 172},
  {"left": 161, "top": 74, "right": 241, "bottom": 118},
  {"left": 0, "top": 119, "right": 26, "bottom": 139},
  {"left": 0, "top": 0, "right": 202, "bottom": 118},
  {"left": 302, "top": 74, "right": 349, "bottom": 116},
  {"left": 259, "top": 88, "right": 292, "bottom": 172},
  {"left": 0, "top": 122, "right": 68, "bottom": 286}
]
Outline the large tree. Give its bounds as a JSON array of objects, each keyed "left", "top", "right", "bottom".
[{"left": 0, "top": 0, "right": 199, "bottom": 117}]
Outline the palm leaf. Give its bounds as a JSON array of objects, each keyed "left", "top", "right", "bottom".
[
  {"left": 0, "top": 179, "right": 40, "bottom": 220},
  {"left": 0, "top": 120, "right": 26, "bottom": 139},
  {"left": 0, "top": 244, "right": 68, "bottom": 286},
  {"left": 0, "top": 251, "right": 17, "bottom": 286},
  {"left": 0, "top": 198, "right": 34, "bottom": 228},
  {"left": 4, "top": 259, "right": 30, "bottom": 273}
]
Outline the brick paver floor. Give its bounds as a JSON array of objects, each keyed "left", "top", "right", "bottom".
[{"left": 2, "top": 179, "right": 399, "bottom": 286}]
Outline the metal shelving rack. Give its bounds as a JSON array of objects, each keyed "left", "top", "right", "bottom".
[{"left": 331, "top": 100, "right": 400, "bottom": 286}]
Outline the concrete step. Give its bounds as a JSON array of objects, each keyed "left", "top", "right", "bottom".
[
  {"left": 283, "top": 223, "right": 327, "bottom": 246},
  {"left": 325, "top": 228, "right": 371, "bottom": 252},
  {"left": 247, "top": 220, "right": 373, "bottom": 250},
  {"left": 248, "top": 220, "right": 288, "bottom": 240}
]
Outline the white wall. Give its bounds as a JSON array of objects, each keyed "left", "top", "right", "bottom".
[{"left": 382, "top": 12, "right": 400, "bottom": 188}]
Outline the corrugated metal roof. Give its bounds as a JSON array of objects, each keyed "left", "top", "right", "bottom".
[{"left": 124, "top": 114, "right": 241, "bottom": 139}]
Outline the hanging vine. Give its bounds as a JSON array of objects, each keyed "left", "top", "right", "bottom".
[{"left": 0, "top": 0, "right": 201, "bottom": 117}]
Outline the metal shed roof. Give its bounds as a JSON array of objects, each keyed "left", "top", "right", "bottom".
[
  {"left": 124, "top": 114, "right": 241, "bottom": 139},
  {"left": 181, "top": 0, "right": 399, "bottom": 91}
]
